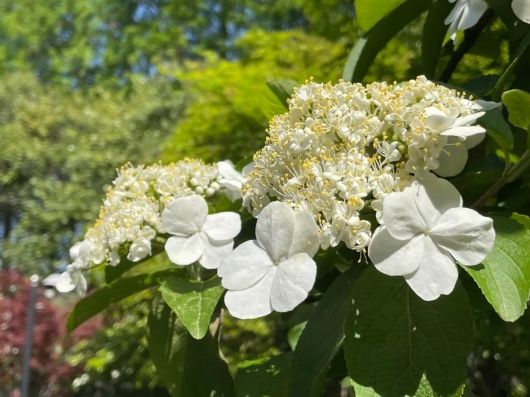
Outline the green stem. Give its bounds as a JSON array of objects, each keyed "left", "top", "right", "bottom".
[{"left": 472, "top": 150, "right": 530, "bottom": 209}]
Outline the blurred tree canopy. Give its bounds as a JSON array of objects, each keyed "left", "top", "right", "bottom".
[
  {"left": 0, "top": 0, "right": 354, "bottom": 85},
  {"left": 0, "top": 73, "right": 183, "bottom": 273}
]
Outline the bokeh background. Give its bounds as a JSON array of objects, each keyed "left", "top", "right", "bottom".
[{"left": 0, "top": 1, "right": 527, "bottom": 396}]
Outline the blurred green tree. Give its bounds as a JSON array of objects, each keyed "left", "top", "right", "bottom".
[{"left": 0, "top": 73, "right": 183, "bottom": 274}]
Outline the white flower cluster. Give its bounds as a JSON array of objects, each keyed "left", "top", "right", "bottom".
[
  {"left": 242, "top": 76, "right": 487, "bottom": 251},
  {"left": 57, "top": 159, "right": 243, "bottom": 294}
]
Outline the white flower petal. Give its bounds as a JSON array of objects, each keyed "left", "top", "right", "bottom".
[
  {"left": 405, "top": 237, "right": 459, "bottom": 301},
  {"left": 127, "top": 239, "right": 152, "bottom": 262},
  {"left": 435, "top": 141, "right": 468, "bottom": 177},
  {"left": 458, "top": 0, "right": 488, "bottom": 30},
  {"left": 76, "top": 273, "right": 88, "bottom": 296},
  {"left": 441, "top": 125, "right": 485, "bottom": 139},
  {"left": 368, "top": 226, "right": 424, "bottom": 276},
  {"left": 288, "top": 210, "right": 320, "bottom": 257},
  {"left": 382, "top": 189, "right": 426, "bottom": 240},
  {"left": 161, "top": 195, "right": 208, "bottom": 236},
  {"left": 413, "top": 174, "right": 463, "bottom": 225},
  {"left": 453, "top": 111, "right": 485, "bottom": 126},
  {"left": 430, "top": 207, "right": 495, "bottom": 266},
  {"left": 464, "top": 132, "right": 485, "bottom": 149},
  {"left": 218, "top": 240, "right": 274, "bottom": 290},
  {"left": 199, "top": 236, "right": 233, "bottom": 270},
  {"left": 218, "top": 160, "right": 242, "bottom": 181},
  {"left": 256, "top": 201, "right": 294, "bottom": 261},
  {"left": 513, "top": 0, "right": 530, "bottom": 23},
  {"left": 164, "top": 234, "right": 203, "bottom": 266},
  {"left": 425, "top": 107, "right": 456, "bottom": 130},
  {"left": 203, "top": 212, "right": 241, "bottom": 242},
  {"left": 270, "top": 253, "right": 316, "bottom": 313},
  {"left": 56, "top": 271, "right": 76, "bottom": 293},
  {"left": 224, "top": 267, "right": 277, "bottom": 319}
]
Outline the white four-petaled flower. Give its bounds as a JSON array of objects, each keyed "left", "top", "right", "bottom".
[
  {"left": 161, "top": 195, "right": 241, "bottom": 269},
  {"left": 218, "top": 201, "right": 320, "bottom": 319},
  {"left": 368, "top": 174, "right": 495, "bottom": 301}
]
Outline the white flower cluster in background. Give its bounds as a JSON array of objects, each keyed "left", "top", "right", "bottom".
[
  {"left": 57, "top": 159, "right": 244, "bottom": 294},
  {"left": 242, "top": 76, "right": 488, "bottom": 251}
]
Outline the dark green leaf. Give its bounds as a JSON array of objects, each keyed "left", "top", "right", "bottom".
[
  {"left": 288, "top": 268, "right": 360, "bottom": 397},
  {"left": 67, "top": 268, "right": 182, "bottom": 332},
  {"left": 483, "top": 0, "right": 517, "bottom": 27},
  {"left": 344, "top": 266, "right": 473, "bottom": 396},
  {"left": 355, "top": 0, "right": 408, "bottom": 31},
  {"left": 105, "top": 242, "right": 165, "bottom": 283},
  {"left": 266, "top": 80, "right": 298, "bottom": 108},
  {"left": 343, "top": 0, "right": 431, "bottom": 82},
  {"left": 148, "top": 299, "right": 234, "bottom": 397},
  {"left": 479, "top": 108, "right": 514, "bottom": 150},
  {"left": 464, "top": 213, "right": 530, "bottom": 322},
  {"left": 502, "top": 89, "right": 530, "bottom": 131},
  {"left": 159, "top": 276, "right": 224, "bottom": 339},
  {"left": 421, "top": 0, "right": 452, "bottom": 78},
  {"left": 235, "top": 354, "right": 292, "bottom": 397}
]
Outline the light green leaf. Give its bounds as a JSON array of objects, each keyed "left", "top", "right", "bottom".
[
  {"left": 235, "top": 354, "right": 292, "bottom": 397},
  {"left": 159, "top": 275, "right": 224, "bottom": 339},
  {"left": 148, "top": 299, "right": 234, "bottom": 397},
  {"left": 343, "top": 0, "right": 431, "bottom": 82},
  {"left": 464, "top": 213, "right": 530, "bottom": 322},
  {"left": 355, "top": 0, "right": 408, "bottom": 32},
  {"left": 502, "top": 89, "right": 530, "bottom": 131},
  {"left": 288, "top": 268, "right": 360, "bottom": 397},
  {"left": 266, "top": 79, "right": 298, "bottom": 109},
  {"left": 479, "top": 108, "right": 514, "bottom": 150},
  {"left": 67, "top": 268, "right": 183, "bottom": 332},
  {"left": 421, "top": 0, "right": 452, "bottom": 78},
  {"left": 344, "top": 266, "right": 473, "bottom": 396}
]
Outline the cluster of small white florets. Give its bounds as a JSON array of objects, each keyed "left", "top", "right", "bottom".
[
  {"left": 72, "top": 159, "right": 243, "bottom": 270},
  {"left": 242, "top": 76, "right": 488, "bottom": 251}
]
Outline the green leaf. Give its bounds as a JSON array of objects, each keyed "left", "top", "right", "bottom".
[
  {"left": 483, "top": 0, "right": 517, "bottom": 27},
  {"left": 235, "top": 354, "right": 292, "bottom": 397},
  {"left": 343, "top": 0, "right": 431, "bottom": 82},
  {"left": 288, "top": 268, "right": 360, "bottom": 397},
  {"left": 355, "top": 0, "right": 408, "bottom": 32},
  {"left": 479, "top": 108, "right": 514, "bottom": 150},
  {"left": 502, "top": 89, "right": 530, "bottom": 131},
  {"left": 464, "top": 213, "right": 530, "bottom": 322},
  {"left": 344, "top": 266, "right": 473, "bottom": 396},
  {"left": 104, "top": 246, "right": 169, "bottom": 283},
  {"left": 148, "top": 299, "right": 234, "bottom": 397},
  {"left": 159, "top": 276, "right": 224, "bottom": 339},
  {"left": 67, "top": 268, "right": 182, "bottom": 332},
  {"left": 421, "top": 0, "right": 452, "bottom": 78},
  {"left": 266, "top": 79, "right": 298, "bottom": 109}
]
